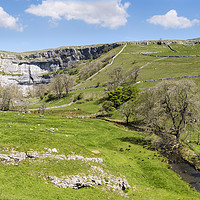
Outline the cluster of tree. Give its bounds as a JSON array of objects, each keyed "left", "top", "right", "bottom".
[
  {"left": 135, "top": 80, "right": 199, "bottom": 148},
  {"left": 0, "top": 84, "right": 22, "bottom": 111},
  {"left": 102, "top": 86, "right": 138, "bottom": 112},
  {"left": 26, "top": 74, "right": 75, "bottom": 101},
  {"left": 48, "top": 74, "right": 75, "bottom": 100},
  {"left": 102, "top": 74, "right": 199, "bottom": 150}
]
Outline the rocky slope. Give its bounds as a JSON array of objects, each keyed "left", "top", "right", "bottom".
[
  {"left": 0, "top": 43, "right": 120, "bottom": 91},
  {"left": 1, "top": 39, "right": 199, "bottom": 93}
]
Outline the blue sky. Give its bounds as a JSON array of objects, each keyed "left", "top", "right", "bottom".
[{"left": 0, "top": 0, "right": 199, "bottom": 52}]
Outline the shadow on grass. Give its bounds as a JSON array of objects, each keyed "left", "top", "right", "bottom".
[
  {"left": 119, "top": 136, "right": 150, "bottom": 146},
  {"left": 98, "top": 117, "right": 153, "bottom": 148},
  {"left": 100, "top": 118, "right": 146, "bottom": 132}
]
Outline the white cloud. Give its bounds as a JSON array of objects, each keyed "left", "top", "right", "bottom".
[
  {"left": 147, "top": 9, "right": 200, "bottom": 29},
  {"left": 0, "top": 7, "right": 23, "bottom": 32},
  {"left": 25, "top": 0, "right": 130, "bottom": 29}
]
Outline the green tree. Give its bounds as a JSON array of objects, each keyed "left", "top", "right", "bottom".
[
  {"left": 102, "top": 101, "right": 115, "bottom": 113},
  {"left": 107, "top": 86, "right": 138, "bottom": 108}
]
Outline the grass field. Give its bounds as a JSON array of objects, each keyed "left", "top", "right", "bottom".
[{"left": 0, "top": 112, "right": 199, "bottom": 200}]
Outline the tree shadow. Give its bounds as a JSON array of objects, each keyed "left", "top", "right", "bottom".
[
  {"left": 102, "top": 118, "right": 146, "bottom": 132},
  {"left": 99, "top": 117, "right": 152, "bottom": 147},
  {"left": 118, "top": 136, "right": 150, "bottom": 146}
]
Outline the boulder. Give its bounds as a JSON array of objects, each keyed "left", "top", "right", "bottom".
[{"left": 9, "top": 151, "right": 26, "bottom": 161}]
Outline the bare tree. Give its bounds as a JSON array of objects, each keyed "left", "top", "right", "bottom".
[
  {"left": 131, "top": 65, "right": 140, "bottom": 83},
  {"left": 20, "top": 100, "right": 29, "bottom": 113},
  {"left": 120, "top": 100, "right": 135, "bottom": 125},
  {"left": 39, "top": 102, "right": 46, "bottom": 115},
  {"left": 136, "top": 80, "right": 199, "bottom": 147},
  {"left": 49, "top": 74, "right": 75, "bottom": 99},
  {"left": 36, "top": 84, "right": 47, "bottom": 98},
  {"left": 61, "top": 74, "right": 75, "bottom": 96},
  {"left": 108, "top": 66, "right": 124, "bottom": 90},
  {"left": 124, "top": 65, "right": 141, "bottom": 84},
  {"left": 0, "top": 84, "right": 22, "bottom": 111},
  {"left": 50, "top": 74, "right": 64, "bottom": 99}
]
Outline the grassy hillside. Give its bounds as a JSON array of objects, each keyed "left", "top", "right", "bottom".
[
  {"left": 41, "top": 42, "right": 199, "bottom": 118},
  {"left": 0, "top": 111, "right": 199, "bottom": 200},
  {"left": 2, "top": 40, "right": 200, "bottom": 199},
  {"left": 77, "top": 43, "right": 200, "bottom": 88}
]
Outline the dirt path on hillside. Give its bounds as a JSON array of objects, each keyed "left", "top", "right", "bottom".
[
  {"left": 73, "top": 43, "right": 127, "bottom": 89},
  {"left": 29, "top": 96, "right": 75, "bottom": 111}
]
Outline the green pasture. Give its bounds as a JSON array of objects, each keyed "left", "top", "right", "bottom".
[
  {"left": 77, "top": 43, "right": 200, "bottom": 88},
  {"left": 0, "top": 112, "right": 199, "bottom": 199},
  {"left": 139, "top": 57, "right": 200, "bottom": 81}
]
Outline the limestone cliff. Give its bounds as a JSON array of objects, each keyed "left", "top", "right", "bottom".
[
  {"left": 0, "top": 43, "right": 120, "bottom": 90},
  {"left": 1, "top": 39, "right": 199, "bottom": 92}
]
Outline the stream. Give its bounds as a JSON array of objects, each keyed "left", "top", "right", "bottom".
[
  {"left": 171, "top": 161, "right": 200, "bottom": 192},
  {"left": 164, "top": 152, "right": 200, "bottom": 192}
]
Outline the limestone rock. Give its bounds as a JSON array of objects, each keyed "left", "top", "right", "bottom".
[
  {"left": 52, "top": 148, "right": 58, "bottom": 153},
  {"left": 47, "top": 166, "right": 130, "bottom": 191},
  {"left": 41, "top": 154, "right": 66, "bottom": 160},
  {"left": 0, "top": 154, "right": 10, "bottom": 161},
  {"left": 9, "top": 151, "right": 26, "bottom": 162},
  {"left": 27, "top": 151, "right": 39, "bottom": 158},
  {"left": 67, "top": 155, "right": 103, "bottom": 163},
  {"left": 0, "top": 151, "right": 26, "bottom": 163}
]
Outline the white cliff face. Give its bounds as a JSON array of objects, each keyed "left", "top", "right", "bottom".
[
  {"left": 0, "top": 56, "right": 53, "bottom": 86},
  {"left": 0, "top": 43, "right": 120, "bottom": 91}
]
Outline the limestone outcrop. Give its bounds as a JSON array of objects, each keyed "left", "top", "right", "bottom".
[
  {"left": 0, "top": 43, "right": 120, "bottom": 90},
  {"left": 0, "top": 39, "right": 199, "bottom": 93}
]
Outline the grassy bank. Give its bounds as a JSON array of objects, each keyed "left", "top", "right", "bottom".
[{"left": 0, "top": 111, "right": 199, "bottom": 199}]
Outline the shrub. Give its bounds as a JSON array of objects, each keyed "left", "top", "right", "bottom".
[
  {"left": 40, "top": 95, "right": 44, "bottom": 100},
  {"left": 46, "top": 93, "right": 57, "bottom": 102},
  {"left": 73, "top": 93, "right": 84, "bottom": 102},
  {"left": 44, "top": 91, "right": 50, "bottom": 96},
  {"left": 107, "top": 86, "right": 138, "bottom": 108},
  {"left": 102, "top": 101, "right": 115, "bottom": 113}
]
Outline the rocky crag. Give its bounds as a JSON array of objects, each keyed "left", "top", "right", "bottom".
[
  {"left": 0, "top": 43, "right": 120, "bottom": 91},
  {"left": 0, "top": 39, "right": 199, "bottom": 92}
]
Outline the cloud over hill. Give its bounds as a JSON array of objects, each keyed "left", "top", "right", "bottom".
[
  {"left": 147, "top": 9, "right": 200, "bottom": 29},
  {"left": 26, "top": 0, "right": 130, "bottom": 29}
]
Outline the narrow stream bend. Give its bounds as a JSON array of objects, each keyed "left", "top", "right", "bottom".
[
  {"left": 171, "top": 160, "right": 200, "bottom": 192},
  {"left": 163, "top": 152, "right": 200, "bottom": 192}
]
